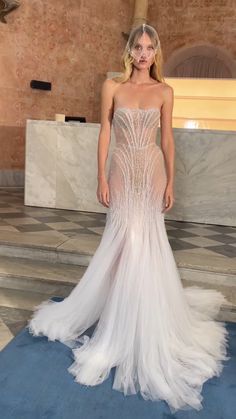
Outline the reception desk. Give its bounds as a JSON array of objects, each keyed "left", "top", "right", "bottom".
[{"left": 25, "top": 119, "right": 236, "bottom": 226}]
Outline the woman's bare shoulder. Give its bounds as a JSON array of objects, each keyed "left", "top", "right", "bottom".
[
  {"left": 101, "top": 78, "right": 122, "bottom": 98},
  {"left": 160, "top": 81, "right": 174, "bottom": 95},
  {"left": 102, "top": 77, "right": 122, "bottom": 89}
]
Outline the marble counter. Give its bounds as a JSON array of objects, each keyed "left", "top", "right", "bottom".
[
  {"left": 25, "top": 120, "right": 115, "bottom": 214},
  {"left": 158, "top": 128, "right": 236, "bottom": 226},
  {"left": 25, "top": 120, "right": 236, "bottom": 226}
]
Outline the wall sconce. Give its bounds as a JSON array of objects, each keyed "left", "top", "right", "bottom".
[{"left": 30, "top": 80, "right": 52, "bottom": 91}]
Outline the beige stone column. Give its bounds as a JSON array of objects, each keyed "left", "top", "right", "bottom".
[{"left": 132, "top": 0, "right": 148, "bottom": 28}]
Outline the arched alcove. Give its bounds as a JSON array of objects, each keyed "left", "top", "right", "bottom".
[{"left": 164, "top": 44, "right": 236, "bottom": 78}]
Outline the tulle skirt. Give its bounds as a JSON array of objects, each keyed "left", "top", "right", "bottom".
[{"left": 27, "top": 207, "right": 230, "bottom": 414}]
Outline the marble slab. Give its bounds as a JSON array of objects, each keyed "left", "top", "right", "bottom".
[
  {"left": 25, "top": 120, "right": 115, "bottom": 213},
  {"left": 156, "top": 128, "right": 236, "bottom": 225},
  {"left": 25, "top": 119, "right": 236, "bottom": 226}
]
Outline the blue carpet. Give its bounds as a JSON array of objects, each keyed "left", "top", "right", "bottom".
[{"left": 0, "top": 297, "right": 236, "bottom": 419}]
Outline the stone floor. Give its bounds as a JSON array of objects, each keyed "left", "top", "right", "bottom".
[
  {"left": 0, "top": 188, "right": 236, "bottom": 257},
  {"left": 0, "top": 187, "right": 236, "bottom": 351}
]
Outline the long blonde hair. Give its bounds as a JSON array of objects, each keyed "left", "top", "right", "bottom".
[{"left": 112, "top": 24, "right": 165, "bottom": 84}]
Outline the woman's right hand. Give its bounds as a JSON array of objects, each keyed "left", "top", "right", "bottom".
[{"left": 97, "top": 177, "right": 110, "bottom": 208}]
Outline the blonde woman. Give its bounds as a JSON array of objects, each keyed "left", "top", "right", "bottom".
[{"left": 28, "top": 24, "right": 229, "bottom": 413}]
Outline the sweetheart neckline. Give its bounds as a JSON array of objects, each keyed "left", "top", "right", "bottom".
[{"left": 113, "top": 107, "right": 161, "bottom": 115}]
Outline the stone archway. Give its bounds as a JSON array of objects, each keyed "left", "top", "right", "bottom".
[{"left": 164, "top": 44, "right": 236, "bottom": 78}]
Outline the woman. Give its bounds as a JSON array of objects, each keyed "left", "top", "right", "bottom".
[{"left": 27, "top": 24, "right": 230, "bottom": 413}]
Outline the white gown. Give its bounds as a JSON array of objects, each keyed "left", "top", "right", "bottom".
[{"left": 27, "top": 107, "right": 230, "bottom": 413}]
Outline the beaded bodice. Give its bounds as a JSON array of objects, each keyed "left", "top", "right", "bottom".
[{"left": 112, "top": 107, "right": 161, "bottom": 149}]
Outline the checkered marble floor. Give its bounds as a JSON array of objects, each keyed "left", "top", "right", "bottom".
[
  {"left": 0, "top": 303, "right": 32, "bottom": 350},
  {"left": 0, "top": 187, "right": 236, "bottom": 350},
  {"left": 0, "top": 187, "right": 235, "bottom": 259}
]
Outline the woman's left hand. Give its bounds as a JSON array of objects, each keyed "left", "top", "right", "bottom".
[{"left": 162, "top": 184, "right": 175, "bottom": 213}]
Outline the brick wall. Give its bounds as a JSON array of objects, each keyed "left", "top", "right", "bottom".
[{"left": 0, "top": 0, "right": 235, "bottom": 176}]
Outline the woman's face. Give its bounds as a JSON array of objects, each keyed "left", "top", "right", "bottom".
[{"left": 129, "top": 33, "right": 157, "bottom": 69}]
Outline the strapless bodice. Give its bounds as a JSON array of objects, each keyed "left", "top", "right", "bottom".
[{"left": 112, "top": 107, "right": 161, "bottom": 149}]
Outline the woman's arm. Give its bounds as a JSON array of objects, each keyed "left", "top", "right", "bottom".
[
  {"left": 160, "top": 84, "right": 175, "bottom": 212},
  {"left": 160, "top": 84, "right": 175, "bottom": 187},
  {"left": 97, "top": 78, "right": 115, "bottom": 182},
  {"left": 97, "top": 78, "right": 116, "bottom": 207}
]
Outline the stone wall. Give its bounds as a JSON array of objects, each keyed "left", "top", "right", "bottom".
[
  {"left": 0, "top": 0, "right": 235, "bottom": 183},
  {"left": 0, "top": 0, "right": 133, "bottom": 182}
]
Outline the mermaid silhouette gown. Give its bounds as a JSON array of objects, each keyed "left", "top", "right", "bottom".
[{"left": 27, "top": 107, "right": 230, "bottom": 413}]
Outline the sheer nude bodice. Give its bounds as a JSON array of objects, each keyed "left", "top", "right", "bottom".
[{"left": 108, "top": 107, "right": 167, "bottom": 224}]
